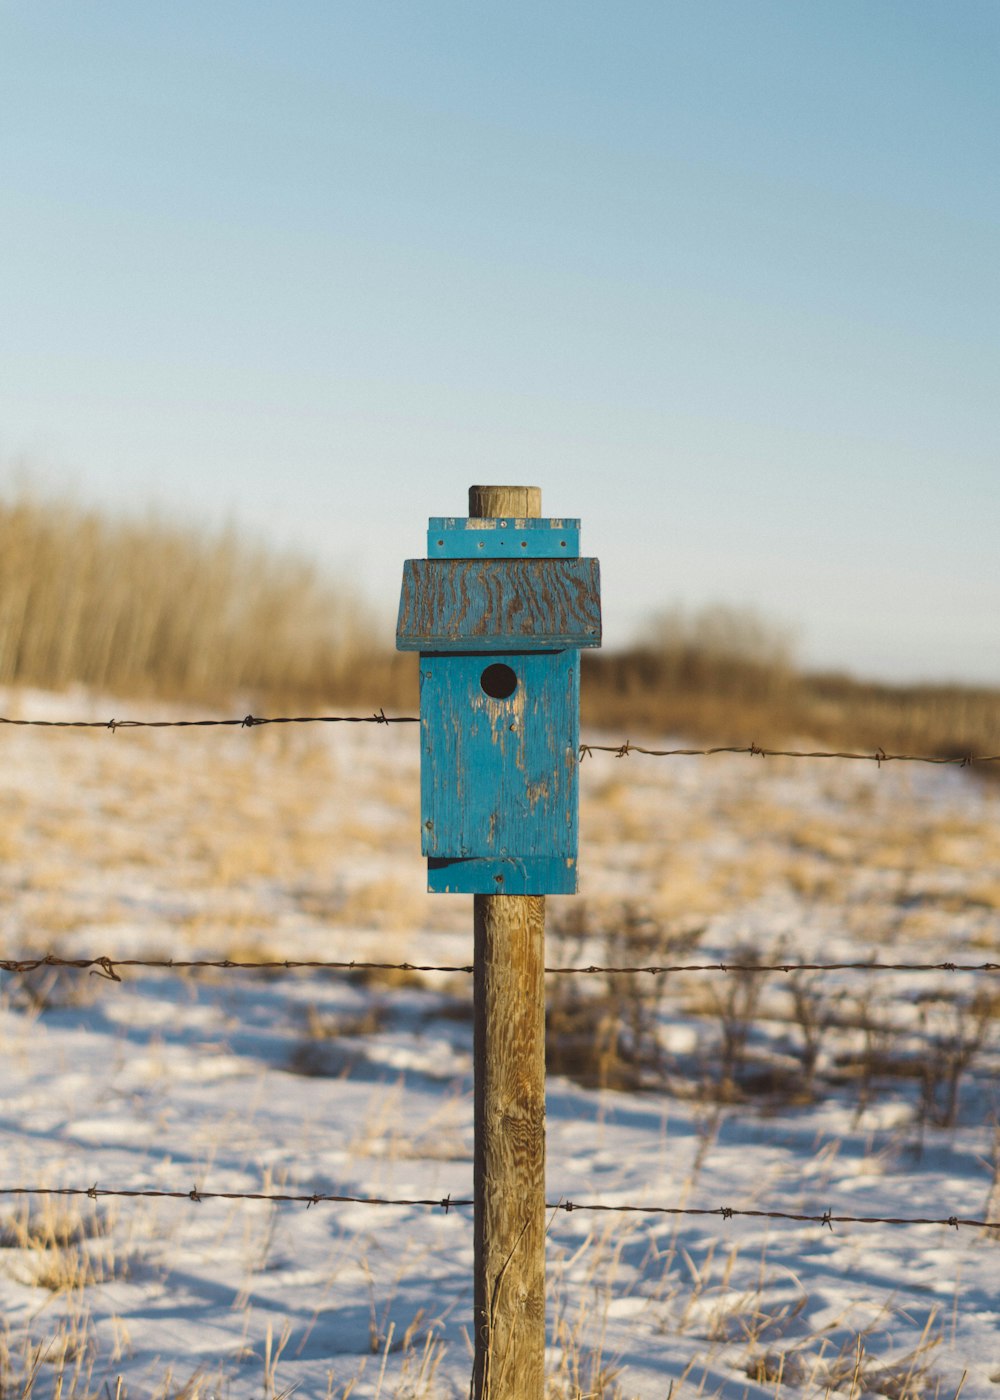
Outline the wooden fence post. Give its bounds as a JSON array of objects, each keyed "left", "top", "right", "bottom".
[{"left": 469, "top": 484, "right": 547, "bottom": 1400}]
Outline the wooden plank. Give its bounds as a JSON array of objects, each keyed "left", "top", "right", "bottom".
[
  {"left": 396, "top": 558, "right": 601, "bottom": 650},
  {"left": 427, "top": 517, "right": 580, "bottom": 559},
  {"left": 426, "top": 855, "right": 576, "bottom": 894}
]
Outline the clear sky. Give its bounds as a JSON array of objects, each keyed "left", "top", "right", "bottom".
[{"left": 2, "top": 2, "right": 997, "bottom": 682}]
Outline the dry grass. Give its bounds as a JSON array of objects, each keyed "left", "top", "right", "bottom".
[
  {"left": 543, "top": 894, "right": 999, "bottom": 1126},
  {"left": 0, "top": 489, "right": 413, "bottom": 705},
  {"left": 0, "top": 1196, "right": 132, "bottom": 1299},
  {"left": 0, "top": 1196, "right": 114, "bottom": 1253},
  {"left": 583, "top": 605, "right": 1000, "bottom": 772},
  {"left": 746, "top": 1316, "right": 946, "bottom": 1400},
  {"left": 2, "top": 491, "right": 997, "bottom": 766},
  {"left": 546, "top": 1223, "right": 636, "bottom": 1400},
  {"left": 0, "top": 1312, "right": 100, "bottom": 1400}
]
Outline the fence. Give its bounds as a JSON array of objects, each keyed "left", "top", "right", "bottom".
[
  {"left": 1, "top": 705, "right": 998, "bottom": 1397},
  {"left": 3, "top": 709, "right": 1000, "bottom": 767}
]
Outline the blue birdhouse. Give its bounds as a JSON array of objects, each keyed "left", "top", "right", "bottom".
[{"left": 396, "top": 513, "right": 602, "bottom": 894}]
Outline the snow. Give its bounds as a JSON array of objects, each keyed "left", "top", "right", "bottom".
[{"left": 1, "top": 690, "right": 998, "bottom": 1397}]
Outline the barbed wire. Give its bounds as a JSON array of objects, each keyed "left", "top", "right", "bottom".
[
  {"left": 2, "top": 711, "right": 997, "bottom": 767},
  {"left": 544, "top": 959, "right": 1000, "bottom": 976},
  {"left": 578, "top": 740, "right": 1000, "bottom": 767},
  {"left": 0, "top": 1183, "right": 995, "bottom": 1232},
  {"left": 0, "top": 954, "right": 472, "bottom": 980},
  {"left": 2, "top": 953, "right": 998, "bottom": 982},
  {"left": 0, "top": 711, "right": 419, "bottom": 730}
]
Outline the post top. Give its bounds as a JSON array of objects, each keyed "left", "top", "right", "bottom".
[{"left": 469, "top": 485, "right": 542, "bottom": 519}]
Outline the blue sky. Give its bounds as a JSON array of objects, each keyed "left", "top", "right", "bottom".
[{"left": 2, "top": 2, "right": 997, "bottom": 681}]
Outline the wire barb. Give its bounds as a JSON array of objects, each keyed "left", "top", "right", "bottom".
[{"left": 90, "top": 957, "right": 121, "bottom": 982}]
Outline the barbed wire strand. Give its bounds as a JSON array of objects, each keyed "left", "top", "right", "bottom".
[
  {"left": 1, "top": 954, "right": 998, "bottom": 982},
  {"left": 0, "top": 1184, "right": 995, "bottom": 1231},
  {"left": 578, "top": 740, "right": 1000, "bottom": 767},
  {"left": 0, "top": 711, "right": 418, "bottom": 730},
  {"left": 2, "top": 712, "right": 998, "bottom": 767}
]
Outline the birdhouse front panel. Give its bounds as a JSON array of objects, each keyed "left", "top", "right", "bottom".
[{"left": 419, "top": 649, "right": 579, "bottom": 854}]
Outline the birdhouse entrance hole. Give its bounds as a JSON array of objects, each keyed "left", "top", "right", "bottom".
[{"left": 480, "top": 663, "right": 518, "bottom": 699}]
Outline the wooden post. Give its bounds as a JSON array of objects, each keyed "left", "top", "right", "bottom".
[{"left": 470, "top": 484, "right": 547, "bottom": 1400}]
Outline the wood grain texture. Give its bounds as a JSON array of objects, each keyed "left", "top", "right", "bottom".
[
  {"left": 469, "top": 484, "right": 542, "bottom": 518},
  {"left": 469, "top": 485, "right": 546, "bottom": 1400},
  {"left": 472, "top": 892, "right": 546, "bottom": 1400},
  {"left": 396, "top": 558, "right": 601, "bottom": 650}
]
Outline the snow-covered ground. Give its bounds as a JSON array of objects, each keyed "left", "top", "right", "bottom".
[{"left": 1, "top": 687, "right": 998, "bottom": 1398}]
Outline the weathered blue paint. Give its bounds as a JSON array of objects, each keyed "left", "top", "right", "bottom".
[
  {"left": 427, "top": 856, "right": 577, "bottom": 895},
  {"left": 397, "top": 509, "right": 601, "bottom": 895},
  {"left": 419, "top": 651, "right": 580, "bottom": 858},
  {"left": 427, "top": 517, "right": 580, "bottom": 559},
  {"left": 396, "top": 559, "right": 602, "bottom": 652}
]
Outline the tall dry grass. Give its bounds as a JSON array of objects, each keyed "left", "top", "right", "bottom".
[
  {"left": 1, "top": 493, "right": 995, "bottom": 763},
  {"left": 583, "top": 604, "right": 1000, "bottom": 771},
  {"left": 0, "top": 492, "right": 414, "bottom": 704}
]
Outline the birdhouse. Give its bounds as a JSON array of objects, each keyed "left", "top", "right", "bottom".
[{"left": 396, "top": 514, "right": 601, "bottom": 894}]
